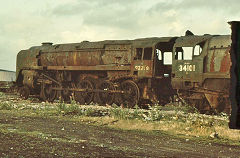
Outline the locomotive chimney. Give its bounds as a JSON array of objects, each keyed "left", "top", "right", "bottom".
[{"left": 42, "top": 42, "right": 53, "bottom": 46}]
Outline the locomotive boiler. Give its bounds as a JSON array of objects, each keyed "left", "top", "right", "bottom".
[{"left": 16, "top": 37, "right": 177, "bottom": 107}]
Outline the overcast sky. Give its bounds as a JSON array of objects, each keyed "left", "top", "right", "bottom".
[{"left": 0, "top": 0, "right": 239, "bottom": 71}]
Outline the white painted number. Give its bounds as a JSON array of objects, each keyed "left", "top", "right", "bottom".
[
  {"left": 135, "top": 65, "right": 150, "bottom": 71},
  {"left": 179, "top": 64, "right": 196, "bottom": 72}
]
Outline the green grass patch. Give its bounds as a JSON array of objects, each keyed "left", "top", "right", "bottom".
[{"left": 0, "top": 102, "right": 13, "bottom": 110}]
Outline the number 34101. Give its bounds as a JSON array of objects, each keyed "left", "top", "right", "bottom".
[{"left": 179, "top": 64, "right": 196, "bottom": 72}]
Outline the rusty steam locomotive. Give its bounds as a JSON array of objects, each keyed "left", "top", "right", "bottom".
[{"left": 16, "top": 33, "right": 231, "bottom": 113}]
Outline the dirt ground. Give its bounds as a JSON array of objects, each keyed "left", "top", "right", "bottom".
[{"left": 0, "top": 94, "right": 240, "bottom": 157}]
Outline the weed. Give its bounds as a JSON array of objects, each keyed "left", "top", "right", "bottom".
[
  {"left": 57, "top": 101, "right": 81, "bottom": 115},
  {"left": 109, "top": 107, "right": 131, "bottom": 120},
  {"left": 109, "top": 105, "right": 145, "bottom": 120},
  {"left": 131, "top": 105, "right": 144, "bottom": 120},
  {"left": 57, "top": 99, "right": 108, "bottom": 117},
  {"left": 0, "top": 92, "right": 5, "bottom": 97},
  {"left": 160, "top": 104, "right": 199, "bottom": 114},
  {"left": 83, "top": 108, "right": 98, "bottom": 117},
  {"left": 0, "top": 102, "right": 13, "bottom": 110},
  {"left": 144, "top": 106, "right": 164, "bottom": 121}
]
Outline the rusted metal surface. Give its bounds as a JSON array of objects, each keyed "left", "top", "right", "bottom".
[
  {"left": 40, "top": 51, "right": 103, "bottom": 66},
  {"left": 46, "top": 65, "right": 131, "bottom": 71},
  {"left": 16, "top": 49, "right": 39, "bottom": 82},
  {"left": 16, "top": 37, "right": 175, "bottom": 79},
  {"left": 173, "top": 35, "right": 212, "bottom": 47},
  {"left": 207, "top": 35, "right": 231, "bottom": 73},
  {"left": 132, "top": 60, "right": 153, "bottom": 77},
  {"left": 22, "top": 70, "right": 38, "bottom": 88},
  {"left": 220, "top": 49, "right": 231, "bottom": 72}
]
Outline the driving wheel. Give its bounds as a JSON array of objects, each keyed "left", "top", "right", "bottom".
[
  {"left": 121, "top": 80, "right": 140, "bottom": 108},
  {"left": 41, "top": 83, "right": 57, "bottom": 102},
  {"left": 74, "top": 79, "right": 94, "bottom": 105},
  {"left": 97, "top": 80, "right": 115, "bottom": 105}
]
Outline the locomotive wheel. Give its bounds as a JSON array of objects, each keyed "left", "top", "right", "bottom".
[
  {"left": 84, "top": 77, "right": 98, "bottom": 103},
  {"left": 19, "top": 86, "right": 30, "bottom": 100},
  {"left": 121, "top": 80, "right": 140, "bottom": 108},
  {"left": 42, "top": 83, "right": 57, "bottom": 102},
  {"left": 61, "top": 88, "right": 70, "bottom": 102},
  {"left": 74, "top": 80, "right": 94, "bottom": 105},
  {"left": 97, "top": 80, "right": 115, "bottom": 105},
  {"left": 61, "top": 83, "right": 73, "bottom": 102},
  {"left": 114, "top": 91, "right": 123, "bottom": 106}
]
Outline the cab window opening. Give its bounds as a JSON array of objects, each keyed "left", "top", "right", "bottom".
[
  {"left": 156, "top": 49, "right": 172, "bottom": 65},
  {"left": 156, "top": 49, "right": 162, "bottom": 60},
  {"left": 193, "top": 42, "right": 204, "bottom": 56},
  {"left": 175, "top": 47, "right": 193, "bottom": 60},
  {"left": 135, "top": 48, "right": 143, "bottom": 60},
  {"left": 175, "top": 47, "right": 183, "bottom": 60},
  {"left": 163, "top": 52, "right": 172, "bottom": 65},
  {"left": 182, "top": 47, "right": 193, "bottom": 60},
  {"left": 143, "top": 47, "right": 152, "bottom": 60}
]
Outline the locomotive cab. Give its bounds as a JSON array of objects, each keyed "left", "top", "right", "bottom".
[
  {"left": 171, "top": 35, "right": 212, "bottom": 90},
  {"left": 154, "top": 41, "right": 176, "bottom": 78},
  {"left": 130, "top": 37, "right": 177, "bottom": 105},
  {"left": 132, "top": 37, "right": 177, "bottom": 79}
]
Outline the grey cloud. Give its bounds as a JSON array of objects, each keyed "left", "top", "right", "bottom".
[
  {"left": 180, "top": 0, "right": 240, "bottom": 12},
  {"left": 51, "top": 0, "right": 139, "bottom": 17},
  {"left": 0, "top": 0, "right": 238, "bottom": 71},
  {"left": 51, "top": 0, "right": 144, "bottom": 30},
  {"left": 150, "top": 0, "right": 240, "bottom": 15},
  {"left": 51, "top": 1, "right": 92, "bottom": 16}
]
